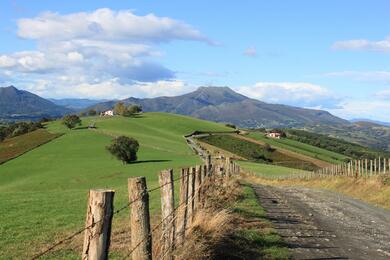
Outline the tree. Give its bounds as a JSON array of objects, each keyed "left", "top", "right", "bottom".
[
  {"left": 106, "top": 136, "right": 139, "bottom": 164},
  {"left": 62, "top": 114, "right": 82, "bottom": 129},
  {"left": 0, "top": 127, "right": 6, "bottom": 142},
  {"left": 79, "top": 111, "right": 87, "bottom": 117},
  {"left": 114, "top": 102, "right": 126, "bottom": 115},
  {"left": 88, "top": 109, "right": 97, "bottom": 116},
  {"left": 128, "top": 105, "right": 142, "bottom": 114}
]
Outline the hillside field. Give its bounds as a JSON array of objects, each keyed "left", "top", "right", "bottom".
[
  {"left": 247, "top": 132, "right": 349, "bottom": 164},
  {"left": 238, "top": 160, "right": 311, "bottom": 179},
  {"left": 0, "top": 112, "right": 230, "bottom": 258}
]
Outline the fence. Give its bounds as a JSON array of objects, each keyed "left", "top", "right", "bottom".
[
  {"left": 32, "top": 155, "right": 241, "bottom": 259},
  {"left": 312, "top": 157, "right": 390, "bottom": 178}
]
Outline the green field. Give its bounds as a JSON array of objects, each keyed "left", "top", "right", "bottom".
[
  {"left": 0, "top": 112, "right": 230, "bottom": 258},
  {"left": 238, "top": 160, "right": 311, "bottom": 179},
  {"left": 247, "top": 132, "right": 349, "bottom": 164},
  {"left": 198, "top": 134, "right": 318, "bottom": 170}
]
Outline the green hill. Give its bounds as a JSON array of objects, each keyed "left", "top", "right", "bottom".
[{"left": 0, "top": 112, "right": 230, "bottom": 258}]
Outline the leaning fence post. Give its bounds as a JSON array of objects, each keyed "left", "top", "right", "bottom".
[
  {"left": 159, "top": 169, "right": 175, "bottom": 258},
  {"left": 82, "top": 189, "right": 115, "bottom": 260},
  {"left": 128, "top": 177, "right": 152, "bottom": 260}
]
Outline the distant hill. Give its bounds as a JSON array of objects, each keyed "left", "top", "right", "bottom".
[
  {"left": 350, "top": 118, "right": 390, "bottom": 127},
  {"left": 87, "top": 86, "right": 389, "bottom": 151},
  {"left": 87, "top": 86, "right": 349, "bottom": 128},
  {"left": 49, "top": 98, "right": 109, "bottom": 110},
  {"left": 0, "top": 86, "right": 72, "bottom": 121}
]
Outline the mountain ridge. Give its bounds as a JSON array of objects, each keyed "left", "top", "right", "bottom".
[
  {"left": 0, "top": 86, "right": 72, "bottom": 120},
  {"left": 86, "top": 86, "right": 350, "bottom": 128}
]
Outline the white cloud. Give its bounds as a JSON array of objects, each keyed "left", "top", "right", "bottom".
[
  {"left": 375, "top": 89, "right": 390, "bottom": 100},
  {"left": 17, "top": 8, "right": 211, "bottom": 44},
  {"left": 0, "top": 8, "right": 212, "bottom": 98},
  {"left": 235, "top": 82, "right": 340, "bottom": 108},
  {"left": 243, "top": 47, "right": 257, "bottom": 57},
  {"left": 327, "top": 100, "right": 390, "bottom": 122},
  {"left": 332, "top": 37, "right": 390, "bottom": 52},
  {"left": 325, "top": 71, "right": 390, "bottom": 83}
]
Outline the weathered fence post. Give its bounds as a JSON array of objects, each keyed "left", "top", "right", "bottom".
[
  {"left": 177, "top": 168, "right": 189, "bottom": 246},
  {"left": 159, "top": 169, "right": 175, "bottom": 258},
  {"left": 187, "top": 167, "right": 195, "bottom": 225},
  {"left": 193, "top": 165, "right": 202, "bottom": 212},
  {"left": 128, "top": 177, "right": 152, "bottom": 260},
  {"left": 82, "top": 189, "right": 115, "bottom": 260}
]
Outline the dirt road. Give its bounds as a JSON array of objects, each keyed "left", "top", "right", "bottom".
[{"left": 253, "top": 184, "right": 390, "bottom": 259}]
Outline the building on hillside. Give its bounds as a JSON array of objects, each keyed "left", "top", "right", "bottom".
[
  {"left": 101, "top": 110, "right": 114, "bottom": 116},
  {"left": 266, "top": 132, "right": 282, "bottom": 139}
]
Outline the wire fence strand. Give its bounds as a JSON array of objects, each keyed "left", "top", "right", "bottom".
[{"left": 32, "top": 172, "right": 190, "bottom": 259}]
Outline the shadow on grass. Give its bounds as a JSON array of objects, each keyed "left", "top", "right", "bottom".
[{"left": 131, "top": 159, "right": 172, "bottom": 164}]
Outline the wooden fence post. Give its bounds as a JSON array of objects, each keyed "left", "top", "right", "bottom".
[
  {"left": 177, "top": 168, "right": 189, "bottom": 246},
  {"left": 187, "top": 167, "right": 195, "bottom": 225},
  {"left": 159, "top": 169, "right": 175, "bottom": 258},
  {"left": 128, "top": 177, "right": 152, "bottom": 260},
  {"left": 193, "top": 165, "right": 202, "bottom": 212},
  {"left": 82, "top": 189, "right": 115, "bottom": 260}
]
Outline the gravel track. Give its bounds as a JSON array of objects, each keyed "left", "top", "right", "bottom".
[{"left": 253, "top": 184, "right": 390, "bottom": 260}]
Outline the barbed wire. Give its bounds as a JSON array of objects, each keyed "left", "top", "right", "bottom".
[
  {"left": 125, "top": 177, "right": 209, "bottom": 260},
  {"left": 31, "top": 171, "right": 192, "bottom": 259}
]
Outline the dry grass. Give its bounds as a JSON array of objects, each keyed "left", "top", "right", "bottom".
[{"left": 244, "top": 173, "right": 390, "bottom": 209}]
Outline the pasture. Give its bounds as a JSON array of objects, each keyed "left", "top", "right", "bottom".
[{"left": 0, "top": 112, "right": 230, "bottom": 258}]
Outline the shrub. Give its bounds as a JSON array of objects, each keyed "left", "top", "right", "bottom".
[
  {"left": 88, "top": 109, "right": 97, "bottom": 116},
  {"left": 62, "top": 114, "right": 82, "bottom": 129},
  {"left": 106, "top": 136, "right": 139, "bottom": 164}
]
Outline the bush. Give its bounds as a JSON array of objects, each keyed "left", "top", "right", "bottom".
[
  {"left": 62, "top": 114, "right": 82, "bottom": 129},
  {"left": 106, "top": 136, "right": 139, "bottom": 164},
  {"left": 88, "top": 109, "right": 97, "bottom": 116}
]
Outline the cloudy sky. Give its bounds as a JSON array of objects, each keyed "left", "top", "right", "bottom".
[{"left": 0, "top": 1, "right": 389, "bottom": 121}]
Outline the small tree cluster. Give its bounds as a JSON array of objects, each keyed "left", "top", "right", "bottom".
[
  {"left": 0, "top": 121, "right": 43, "bottom": 142},
  {"left": 62, "top": 114, "right": 82, "bottom": 129},
  {"left": 106, "top": 136, "right": 139, "bottom": 164},
  {"left": 114, "top": 102, "right": 142, "bottom": 117}
]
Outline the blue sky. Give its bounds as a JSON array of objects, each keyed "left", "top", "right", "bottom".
[{"left": 0, "top": 0, "right": 389, "bottom": 121}]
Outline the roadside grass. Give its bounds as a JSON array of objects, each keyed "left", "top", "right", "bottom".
[
  {"left": 247, "top": 132, "right": 348, "bottom": 164},
  {"left": 238, "top": 160, "right": 310, "bottom": 179},
  {"left": 198, "top": 135, "right": 318, "bottom": 171},
  {"left": 0, "top": 112, "right": 230, "bottom": 258},
  {"left": 231, "top": 184, "right": 290, "bottom": 259},
  {"left": 0, "top": 129, "right": 62, "bottom": 164},
  {"left": 247, "top": 175, "right": 390, "bottom": 210}
]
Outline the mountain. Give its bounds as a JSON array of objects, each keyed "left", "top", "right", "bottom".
[
  {"left": 88, "top": 86, "right": 349, "bottom": 128},
  {"left": 350, "top": 118, "right": 390, "bottom": 127},
  {"left": 0, "top": 86, "right": 72, "bottom": 120},
  {"left": 49, "top": 98, "right": 110, "bottom": 110},
  {"left": 87, "top": 86, "right": 389, "bottom": 151}
]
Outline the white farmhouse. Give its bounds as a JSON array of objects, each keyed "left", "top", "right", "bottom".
[{"left": 101, "top": 110, "right": 114, "bottom": 116}]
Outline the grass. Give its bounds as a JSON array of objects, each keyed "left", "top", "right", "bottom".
[
  {"left": 0, "top": 129, "right": 62, "bottom": 164},
  {"left": 199, "top": 134, "right": 318, "bottom": 170},
  {"left": 238, "top": 160, "right": 311, "bottom": 179},
  {"left": 247, "top": 132, "right": 348, "bottom": 164},
  {"left": 0, "top": 112, "right": 230, "bottom": 258},
  {"left": 231, "top": 184, "right": 290, "bottom": 259}
]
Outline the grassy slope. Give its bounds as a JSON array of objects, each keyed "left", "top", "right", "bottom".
[
  {"left": 238, "top": 160, "right": 310, "bottom": 179},
  {"left": 247, "top": 132, "right": 348, "bottom": 164},
  {"left": 199, "top": 134, "right": 318, "bottom": 170},
  {"left": 0, "top": 129, "right": 62, "bottom": 164},
  {"left": 0, "top": 112, "right": 230, "bottom": 258}
]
